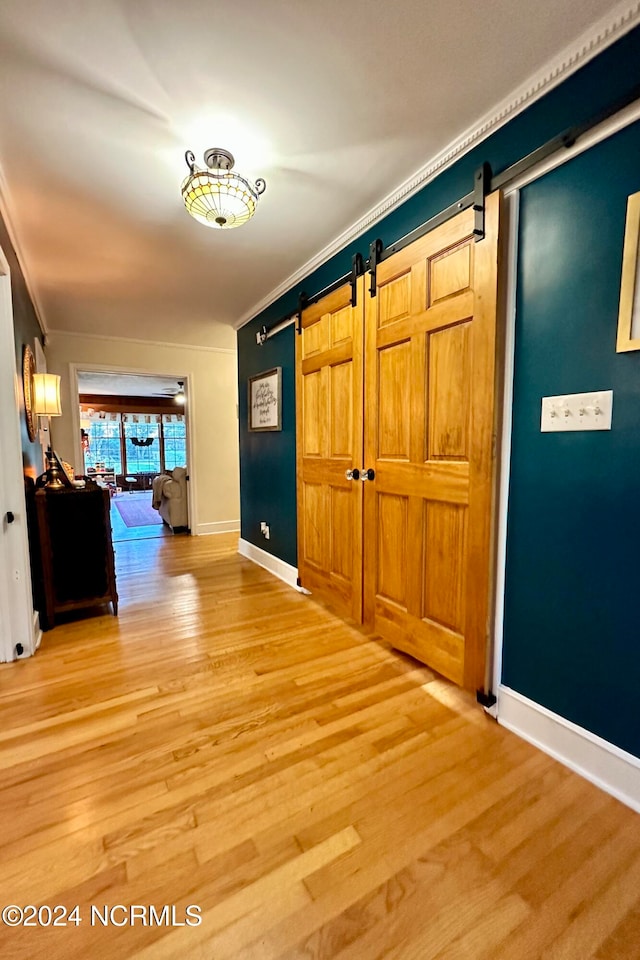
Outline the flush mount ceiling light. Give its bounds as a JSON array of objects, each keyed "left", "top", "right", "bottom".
[{"left": 181, "top": 147, "right": 266, "bottom": 229}]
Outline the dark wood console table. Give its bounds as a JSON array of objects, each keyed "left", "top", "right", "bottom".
[{"left": 34, "top": 482, "right": 118, "bottom": 630}]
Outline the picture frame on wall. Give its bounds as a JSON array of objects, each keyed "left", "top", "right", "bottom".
[
  {"left": 248, "top": 367, "right": 282, "bottom": 432},
  {"left": 616, "top": 190, "right": 640, "bottom": 352}
]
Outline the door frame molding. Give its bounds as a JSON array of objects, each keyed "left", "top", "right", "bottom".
[
  {"left": 0, "top": 244, "right": 38, "bottom": 662},
  {"left": 489, "top": 190, "right": 520, "bottom": 705}
]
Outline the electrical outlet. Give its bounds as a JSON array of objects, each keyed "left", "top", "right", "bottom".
[
  {"left": 541, "top": 390, "right": 613, "bottom": 432},
  {"left": 260, "top": 521, "right": 270, "bottom": 539}
]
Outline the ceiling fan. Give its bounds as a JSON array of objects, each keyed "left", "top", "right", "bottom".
[{"left": 151, "top": 381, "right": 186, "bottom": 404}]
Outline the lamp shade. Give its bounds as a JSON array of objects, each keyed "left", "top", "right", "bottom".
[
  {"left": 182, "top": 169, "right": 260, "bottom": 229},
  {"left": 33, "top": 373, "right": 62, "bottom": 417}
]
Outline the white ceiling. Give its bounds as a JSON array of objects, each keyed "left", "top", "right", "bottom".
[
  {"left": 0, "top": 0, "right": 633, "bottom": 348},
  {"left": 77, "top": 371, "right": 183, "bottom": 398}
]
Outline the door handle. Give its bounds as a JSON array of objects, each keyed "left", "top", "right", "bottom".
[
  {"left": 5, "top": 511, "right": 15, "bottom": 524},
  {"left": 360, "top": 468, "right": 375, "bottom": 482},
  {"left": 345, "top": 468, "right": 360, "bottom": 481}
]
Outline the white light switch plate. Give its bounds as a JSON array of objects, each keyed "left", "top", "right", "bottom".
[{"left": 541, "top": 390, "right": 613, "bottom": 432}]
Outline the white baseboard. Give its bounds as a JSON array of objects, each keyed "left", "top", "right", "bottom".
[
  {"left": 498, "top": 685, "right": 640, "bottom": 814},
  {"left": 237, "top": 538, "right": 299, "bottom": 590},
  {"left": 195, "top": 520, "right": 240, "bottom": 536}
]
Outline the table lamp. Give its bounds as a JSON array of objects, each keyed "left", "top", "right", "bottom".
[{"left": 33, "top": 373, "right": 64, "bottom": 488}]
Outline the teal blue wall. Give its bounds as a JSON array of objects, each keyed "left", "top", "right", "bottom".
[
  {"left": 238, "top": 322, "right": 297, "bottom": 566},
  {"left": 238, "top": 26, "right": 640, "bottom": 756},
  {"left": 502, "top": 121, "right": 640, "bottom": 757}
]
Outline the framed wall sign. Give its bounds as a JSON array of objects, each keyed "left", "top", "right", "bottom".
[
  {"left": 248, "top": 367, "right": 282, "bottom": 432},
  {"left": 616, "top": 190, "right": 640, "bottom": 352}
]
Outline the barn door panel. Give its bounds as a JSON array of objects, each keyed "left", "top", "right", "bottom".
[
  {"left": 296, "top": 279, "right": 364, "bottom": 622},
  {"left": 363, "top": 192, "right": 502, "bottom": 690}
]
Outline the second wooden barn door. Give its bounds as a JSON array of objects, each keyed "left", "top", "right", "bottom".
[
  {"left": 296, "top": 280, "right": 364, "bottom": 623},
  {"left": 363, "top": 192, "right": 501, "bottom": 690}
]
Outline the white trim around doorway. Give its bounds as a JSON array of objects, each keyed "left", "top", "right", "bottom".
[{"left": 0, "top": 244, "right": 39, "bottom": 662}]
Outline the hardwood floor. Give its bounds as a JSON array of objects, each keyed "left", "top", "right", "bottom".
[{"left": 0, "top": 533, "right": 639, "bottom": 959}]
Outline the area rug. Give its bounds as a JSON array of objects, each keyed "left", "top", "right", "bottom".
[{"left": 113, "top": 494, "right": 163, "bottom": 528}]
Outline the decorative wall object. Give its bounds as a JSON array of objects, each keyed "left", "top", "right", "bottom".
[
  {"left": 122, "top": 413, "right": 161, "bottom": 424},
  {"left": 84, "top": 409, "right": 122, "bottom": 421},
  {"left": 617, "top": 190, "right": 640, "bottom": 352},
  {"left": 248, "top": 367, "right": 282, "bottom": 432},
  {"left": 22, "top": 344, "right": 37, "bottom": 441}
]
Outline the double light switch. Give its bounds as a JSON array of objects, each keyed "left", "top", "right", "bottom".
[{"left": 540, "top": 390, "right": 613, "bottom": 432}]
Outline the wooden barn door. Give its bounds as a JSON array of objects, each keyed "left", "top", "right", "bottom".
[
  {"left": 296, "top": 279, "right": 364, "bottom": 623},
  {"left": 362, "top": 192, "right": 502, "bottom": 690}
]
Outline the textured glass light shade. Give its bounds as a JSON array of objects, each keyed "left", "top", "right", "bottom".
[
  {"left": 33, "top": 373, "right": 62, "bottom": 416},
  {"left": 183, "top": 170, "right": 264, "bottom": 228},
  {"left": 181, "top": 148, "right": 265, "bottom": 229}
]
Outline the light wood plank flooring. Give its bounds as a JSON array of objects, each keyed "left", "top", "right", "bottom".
[{"left": 0, "top": 534, "right": 639, "bottom": 959}]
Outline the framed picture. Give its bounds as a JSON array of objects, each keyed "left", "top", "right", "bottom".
[
  {"left": 248, "top": 367, "right": 282, "bottom": 432},
  {"left": 616, "top": 190, "right": 640, "bottom": 352}
]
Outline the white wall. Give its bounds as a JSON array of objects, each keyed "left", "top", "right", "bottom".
[{"left": 45, "top": 331, "right": 240, "bottom": 535}]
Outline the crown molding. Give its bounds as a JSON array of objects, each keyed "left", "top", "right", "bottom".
[
  {"left": 235, "top": 0, "right": 640, "bottom": 331},
  {"left": 0, "top": 163, "right": 49, "bottom": 335},
  {"left": 48, "top": 329, "right": 236, "bottom": 355}
]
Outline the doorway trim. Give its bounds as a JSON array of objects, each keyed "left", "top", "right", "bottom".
[{"left": 0, "top": 244, "right": 38, "bottom": 661}]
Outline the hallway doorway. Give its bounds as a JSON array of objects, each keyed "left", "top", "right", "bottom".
[{"left": 71, "top": 368, "right": 193, "bottom": 547}]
